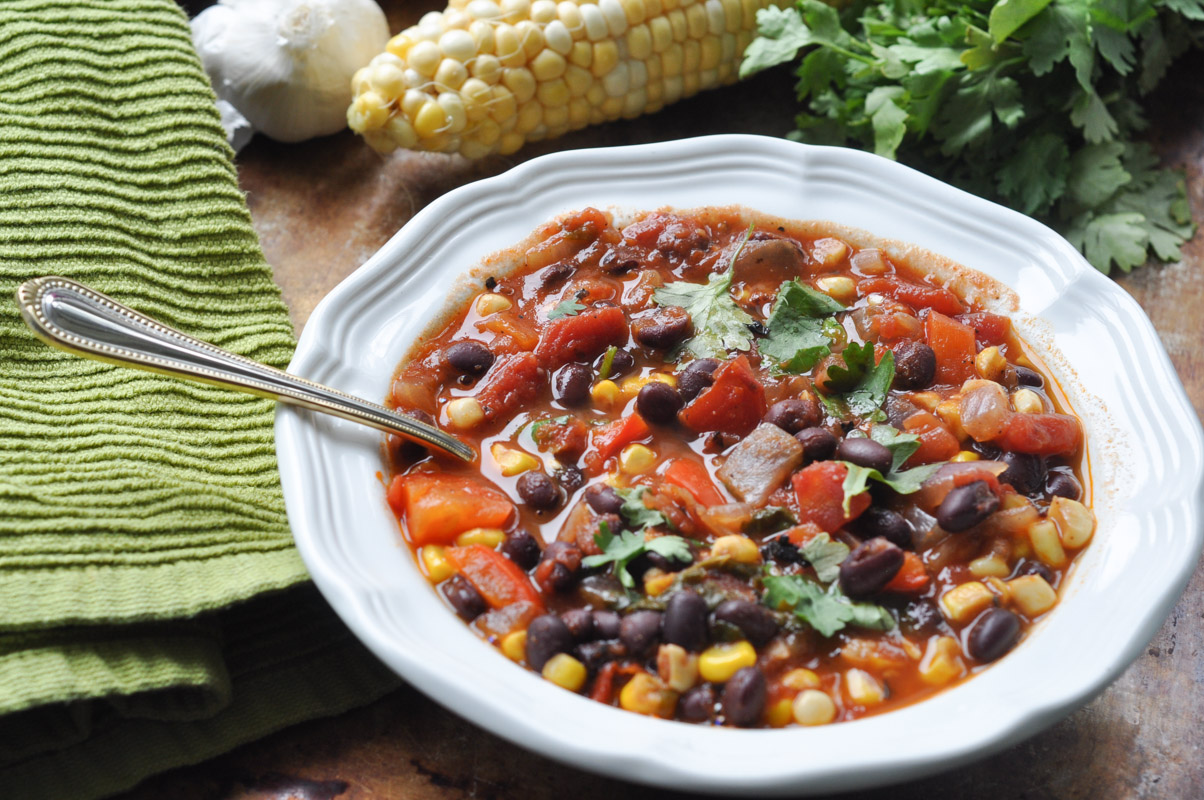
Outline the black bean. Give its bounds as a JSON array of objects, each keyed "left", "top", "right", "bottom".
[
  {"left": 836, "top": 437, "right": 894, "bottom": 474},
  {"left": 584, "top": 483, "right": 624, "bottom": 515},
  {"left": 722, "top": 667, "right": 767, "bottom": 727},
  {"left": 619, "top": 610, "right": 663, "bottom": 657},
  {"left": 500, "top": 529, "right": 541, "bottom": 570},
  {"left": 999, "top": 451, "right": 1047, "bottom": 496},
  {"left": 554, "top": 465, "right": 585, "bottom": 493},
  {"left": 536, "top": 541, "right": 582, "bottom": 593},
  {"left": 599, "top": 249, "right": 639, "bottom": 274},
  {"left": 561, "top": 607, "right": 595, "bottom": 642},
  {"left": 969, "top": 439, "right": 1003, "bottom": 460},
  {"left": 892, "top": 340, "right": 937, "bottom": 390},
  {"left": 679, "top": 684, "right": 717, "bottom": 723},
  {"left": 839, "top": 537, "right": 905, "bottom": 598},
  {"left": 388, "top": 409, "right": 437, "bottom": 462},
  {"left": 632, "top": 307, "right": 693, "bottom": 349},
  {"left": 1014, "top": 365, "right": 1045, "bottom": 388},
  {"left": 553, "top": 363, "right": 593, "bottom": 406},
  {"left": 712, "top": 599, "right": 778, "bottom": 647},
  {"left": 516, "top": 471, "right": 561, "bottom": 510},
  {"left": 539, "top": 261, "right": 574, "bottom": 287},
  {"left": 760, "top": 537, "right": 805, "bottom": 566},
  {"left": 764, "top": 397, "right": 821, "bottom": 434},
  {"left": 1046, "top": 470, "right": 1082, "bottom": 500},
  {"left": 937, "top": 481, "right": 1001, "bottom": 532},
  {"left": 592, "top": 609, "right": 622, "bottom": 640},
  {"left": 1015, "top": 559, "right": 1056, "bottom": 584},
  {"left": 445, "top": 340, "right": 495, "bottom": 376},
  {"left": 595, "top": 348, "right": 635, "bottom": 378},
  {"left": 677, "top": 358, "right": 720, "bottom": 401},
  {"left": 526, "top": 614, "right": 573, "bottom": 670},
  {"left": 662, "top": 590, "right": 709, "bottom": 652},
  {"left": 575, "top": 639, "right": 626, "bottom": 672},
  {"left": 849, "top": 507, "right": 912, "bottom": 549},
  {"left": 636, "top": 381, "right": 684, "bottom": 424},
  {"left": 967, "top": 608, "right": 1022, "bottom": 662},
  {"left": 442, "top": 575, "right": 486, "bottom": 621},
  {"left": 795, "top": 427, "right": 838, "bottom": 463}
]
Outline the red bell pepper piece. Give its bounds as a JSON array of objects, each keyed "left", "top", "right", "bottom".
[
  {"left": 677, "top": 355, "right": 767, "bottom": 437},
  {"left": 534, "top": 305, "right": 628, "bottom": 369},
  {"left": 994, "top": 413, "right": 1082, "bottom": 456},
  {"left": 446, "top": 544, "right": 544, "bottom": 611},
  {"left": 791, "top": 462, "right": 870, "bottom": 534},
  {"left": 858, "top": 276, "right": 964, "bottom": 316},
  {"left": 589, "top": 413, "right": 651, "bottom": 463},
  {"left": 388, "top": 474, "right": 515, "bottom": 546},
  {"left": 924, "top": 310, "right": 977, "bottom": 385},
  {"left": 663, "top": 457, "right": 726, "bottom": 506}
]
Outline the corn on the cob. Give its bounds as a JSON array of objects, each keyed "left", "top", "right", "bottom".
[{"left": 347, "top": 0, "right": 790, "bottom": 157}]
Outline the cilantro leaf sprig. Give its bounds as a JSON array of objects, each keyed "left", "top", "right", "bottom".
[
  {"left": 547, "top": 298, "right": 585, "bottom": 320},
  {"left": 819, "top": 341, "right": 895, "bottom": 418},
  {"left": 741, "top": 0, "right": 1200, "bottom": 274},
  {"left": 759, "top": 279, "right": 846, "bottom": 373},
  {"left": 835, "top": 425, "right": 946, "bottom": 513},
  {"left": 583, "top": 521, "right": 692, "bottom": 588},
  {"left": 762, "top": 572, "right": 895, "bottom": 637}
]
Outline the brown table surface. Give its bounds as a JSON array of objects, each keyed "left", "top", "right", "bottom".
[{"left": 127, "top": 4, "right": 1204, "bottom": 798}]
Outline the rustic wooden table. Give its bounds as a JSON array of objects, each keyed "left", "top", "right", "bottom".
[{"left": 126, "top": 4, "right": 1204, "bottom": 798}]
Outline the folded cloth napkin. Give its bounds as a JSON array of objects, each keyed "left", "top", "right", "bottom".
[{"left": 0, "top": 2, "right": 399, "bottom": 798}]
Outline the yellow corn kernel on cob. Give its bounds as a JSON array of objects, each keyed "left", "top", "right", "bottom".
[{"left": 347, "top": 0, "right": 791, "bottom": 158}]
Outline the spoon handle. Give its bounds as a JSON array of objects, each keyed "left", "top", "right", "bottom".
[{"left": 16, "top": 276, "right": 475, "bottom": 462}]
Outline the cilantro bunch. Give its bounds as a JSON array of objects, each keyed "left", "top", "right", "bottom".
[{"left": 741, "top": 0, "right": 1201, "bottom": 273}]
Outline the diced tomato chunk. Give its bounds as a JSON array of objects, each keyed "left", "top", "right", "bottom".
[
  {"left": 882, "top": 551, "right": 930, "bottom": 593},
  {"left": 677, "top": 355, "right": 767, "bottom": 437},
  {"left": 994, "top": 413, "right": 1082, "bottom": 456},
  {"left": 791, "top": 462, "right": 870, "bottom": 534},
  {"left": 663, "top": 457, "right": 726, "bottom": 506},
  {"left": 534, "top": 305, "right": 628, "bottom": 369},
  {"left": 589, "top": 413, "right": 651, "bottom": 464},
  {"left": 389, "top": 474, "right": 515, "bottom": 545},
  {"left": 446, "top": 545, "right": 544, "bottom": 611},
  {"left": 532, "top": 417, "right": 589, "bottom": 462},
  {"left": 474, "top": 353, "right": 546, "bottom": 421},
  {"left": 956, "top": 312, "right": 1011, "bottom": 347},
  {"left": 924, "top": 310, "right": 977, "bottom": 385},
  {"left": 902, "top": 411, "right": 962, "bottom": 466},
  {"left": 858, "top": 276, "right": 964, "bottom": 316}
]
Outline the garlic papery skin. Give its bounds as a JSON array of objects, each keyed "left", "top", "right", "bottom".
[{"left": 191, "top": 0, "right": 389, "bottom": 143}]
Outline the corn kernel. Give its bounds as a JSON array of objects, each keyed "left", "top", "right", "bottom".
[
  {"left": 844, "top": 668, "right": 886, "bottom": 705},
  {"left": 500, "top": 629, "right": 527, "bottom": 661},
  {"left": 445, "top": 397, "right": 485, "bottom": 429},
  {"left": 792, "top": 689, "right": 837, "bottom": 726},
  {"left": 656, "top": 643, "right": 700, "bottom": 692},
  {"left": 1049, "top": 496, "right": 1095, "bottom": 548},
  {"left": 985, "top": 576, "right": 1011, "bottom": 602},
  {"left": 455, "top": 527, "right": 507, "bottom": 548},
  {"left": 935, "top": 400, "right": 967, "bottom": 440},
  {"left": 975, "top": 346, "right": 1008, "bottom": 382},
  {"left": 710, "top": 534, "right": 761, "bottom": 564},
  {"left": 421, "top": 546, "right": 455, "bottom": 583},
  {"left": 619, "top": 443, "right": 656, "bottom": 474},
  {"left": 590, "top": 379, "right": 620, "bottom": 408},
  {"left": 939, "top": 581, "right": 994, "bottom": 624},
  {"left": 542, "top": 653, "right": 587, "bottom": 691},
  {"left": 811, "top": 237, "right": 849, "bottom": 270},
  {"left": 780, "top": 668, "right": 821, "bottom": 691},
  {"left": 969, "top": 554, "right": 1010, "bottom": 578},
  {"left": 348, "top": 91, "right": 390, "bottom": 131},
  {"left": 643, "top": 568, "right": 675, "bottom": 596},
  {"left": 1008, "top": 574, "right": 1058, "bottom": 617},
  {"left": 918, "top": 636, "right": 965, "bottom": 686},
  {"left": 476, "top": 292, "right": 512, "bottom": 315},
  {"left": 1012, "top": 388, "right": 1045, "bottom": 414},
  {"left": 815, "top": 276, "right": 856, "bottom": 304},
  {"left": 619, "top": 372, "right": 676, "bottom": 400},
  {"left": 619, "top": 671, "right": 678, "bottom": 716},
  {"left": 1027, "top": 519, "right": 1068, "bottom": 567},
  {"left": 909, "top": 391, "right": 941, "bottom": 411},
  {"left": 766, "top": 698, "right": 794, "bottom": 728},
  {"left": 952, "top": 450, "right": 981, "bottom": 463},
  {"left": 698, "top": 641, "right": 757, "bottom": 683},
  {"left": 490, "top": 443, "right": 540, "bottom": 476}
]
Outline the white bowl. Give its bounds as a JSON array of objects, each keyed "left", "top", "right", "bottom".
[{"left": 276, "top": 135, "right": 1204, "bottom": 795}]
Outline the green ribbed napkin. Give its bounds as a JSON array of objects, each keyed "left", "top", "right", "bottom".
[{"left": 0, "top": 2, "right": 399, "bottom": 798}]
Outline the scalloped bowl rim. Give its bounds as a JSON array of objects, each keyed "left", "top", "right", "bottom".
[{"left": 276, "top": 135, "right": 1204, "bottom": 795}]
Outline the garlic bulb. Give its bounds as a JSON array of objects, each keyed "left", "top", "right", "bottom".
[{"left": 192, "top": 0, "right": 389, "bottom": 143}]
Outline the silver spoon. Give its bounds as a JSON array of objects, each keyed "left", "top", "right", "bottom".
[{"left": 16, "top": 276, "right": 474, "bottom": 462}]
